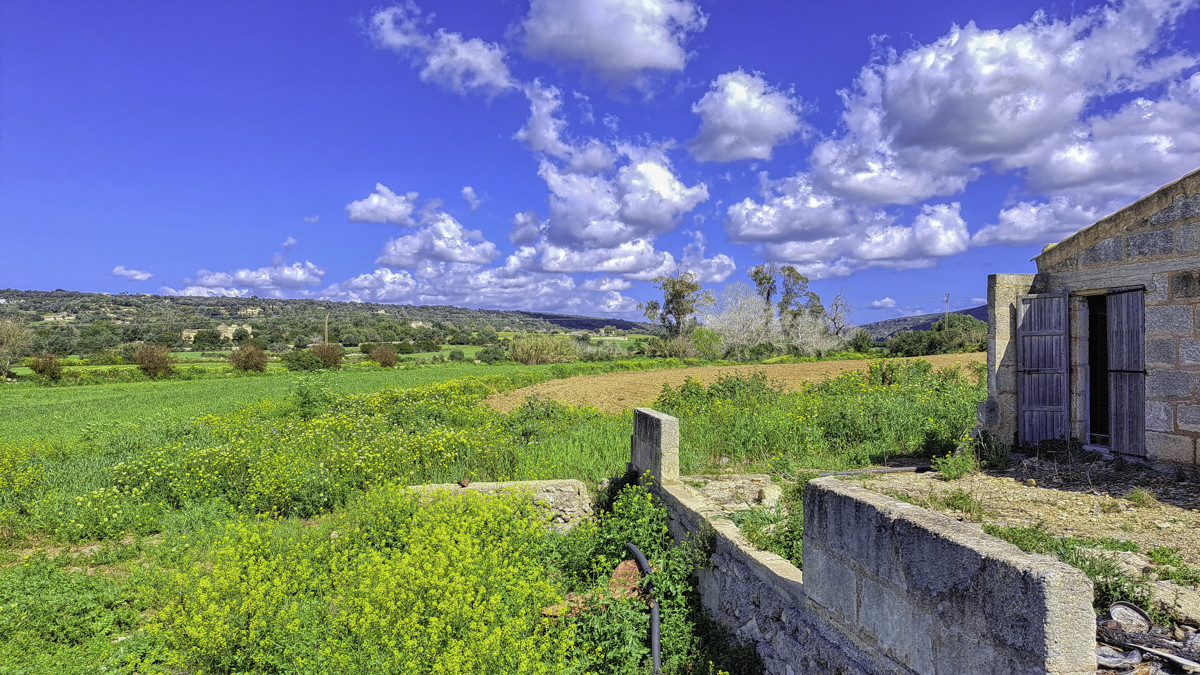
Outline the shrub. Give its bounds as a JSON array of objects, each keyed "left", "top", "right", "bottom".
[
  {"left": 848, "top": 329, "right": 874, "bottom": 353},
  {"left": 310, "top": 342, "right": 344, "bottom": 369},
  {"left": 153, "top": 489, "right": 573, "bottom": 673},
  {"left": 357, "top": 342, "right": 378, "bottom": 355},
  {"left": 370, "top": 346, "right": 398, "bottom": 368},
  {"left": 447, "top": 349, "right": 466, "bottom": 362},
  {"left": 932, "top": 446, "right": 979, "bottom": 480},
  {"left": 477, "top": 345, "right": 506, "bottom": 364},
  {"left": 87, "top": 349, "right": 125, "bottom": 366},
  {"left": 280, "top": 349, "right": 323, "bottom": 372},
  {"left": 229, "top": 345, "right": 268, "bottom": 372},
  {"left": 29, "top": 351, "right": 63, "bottom": 382},
  {"left": 414, "top": 339, "right": 440, "bottom": 353},
  {"left": 509, "top": 335, "right": 579, "bottom": 365},
  {"left": 133, "top": 344, "right": 174, "bottom": 378}
]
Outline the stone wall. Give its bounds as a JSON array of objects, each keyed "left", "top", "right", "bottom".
[
  {"left": 978, "top": 273, "right": 1037, "bottom": 444},
  {"left": 408, "top": 479, "right": 592, "bottom": 530},
  {"left": 981, "top": 169, "right": 1200, "bottom": 464},
  {"left": 1032, "top": 169, "right": 1200, "bottom": 464},
  {"left": 631, "top": 409, "right": 1097, "bottom": 674}
]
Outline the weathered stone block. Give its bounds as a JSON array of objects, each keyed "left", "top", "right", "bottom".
[
  {"left": 1146, "top": 339, "right": 1177, "bottom": 366},
  {"left": 1146, "top": 305, "right": 1194, "bottom": 335},
  {"left": 802, "top": 545, "right": 857, "bottom": 624},
  {"left": 631, "top": 408, "right": 679, "bottom": 481},
  {"left": 1147, "top": 274, "right": 1169, "bottom": 302},
  {"left": 1171, "top": 270, "right": 1200, "bottom": 299},
  {"left": 1082, "top": 237, "right": 1123, "bottom": 266},
  {"left": 1146, "top": 400, "right": 1173, "bottom": 433},
  {"left": 1179, "top": 405, "right": 1200, "bottom": 433},
  {"left": 859, "top": 577, "right": 933, "bottom": 673},
  {"left": 1181, "top": 224, "right": 1200, "bottom": 254},
  {"left": 1146, "top": 431, "right": 1195, "bottom": 463},
  {"left": 1183, "top": 339, "right": 1200, "bottom": 365},
  {"left": 1126, "top": 229, "right": 1174, "bottom": 258},
  {"left": 1147, "top": 370, "right": 1196, "bottom": 399},
  {"left": 1149, "top": 194, "right": 1200, "bottom": 226}
]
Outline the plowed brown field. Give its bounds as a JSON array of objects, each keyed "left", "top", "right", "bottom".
[{"left": 485, "top": 352, "right": 986, "bottom": 414}]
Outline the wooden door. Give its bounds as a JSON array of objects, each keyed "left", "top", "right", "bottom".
[
  {"left": 1107, "top": 289, "right": 1146, "bottom": 456},
  {"left": 1017, "top": 294, "right": 1069, "bottom": 445}
]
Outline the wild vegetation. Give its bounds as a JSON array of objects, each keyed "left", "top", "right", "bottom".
[
  {"left": 0, "top": 349, "right": 985, "bottom": 671},
  {"left": 0, "top": 275, "right": 996, "bottom": 671}
]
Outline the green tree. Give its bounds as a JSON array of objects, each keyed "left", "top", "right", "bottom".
[
  {"left": 0, "top": 319, "right": 34, "bottom": 378},
  {"left": 639, "top": 270, "right": 713, "bottom": 338},
  {"left": 231, "top": 326, "right": 251, "bottom": 344},
  {"left": 191, "top": 329, "right": 222, "bottom": 350}
]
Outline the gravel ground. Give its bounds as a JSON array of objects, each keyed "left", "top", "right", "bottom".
[{"left": 860, "top": 457, "right": 1200, "bottom": 568}]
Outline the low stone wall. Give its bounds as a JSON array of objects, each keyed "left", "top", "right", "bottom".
[
  {"left": 409, "top": 479, "right": 592, "bottom": 530},
  {"left": 631, "top": 408, "right": 1097, "bottom": 674}
]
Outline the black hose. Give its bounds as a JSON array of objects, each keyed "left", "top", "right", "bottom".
[
  {"left": 625, "top": 542, "right": 660, "bottom": 674},
  {"left": 816, "top": 465, "right": 929, "bottom": 477}
]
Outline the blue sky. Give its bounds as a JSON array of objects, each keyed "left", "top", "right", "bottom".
[{"left": 2, "top": 0, "right": 1198, "bottom": 321}]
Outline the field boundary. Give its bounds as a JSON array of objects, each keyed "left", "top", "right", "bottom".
[{"left": 631, "top": 408, "right": 1097, "bottom": 674}]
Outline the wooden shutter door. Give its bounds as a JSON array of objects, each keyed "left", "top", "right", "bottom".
[
  {"left": 1108, "top": 289, "right": 1146, "bottom": 457},
  {"left": 1017, "top": 294, "right": 1069, "bottom": 445}
]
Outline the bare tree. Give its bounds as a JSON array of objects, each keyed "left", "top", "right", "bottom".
[
  {"left": 828, "top": 290, "right": 853, "bottom": 338},
  {"left": 699, "top": 282, "right": 777, "bottom": 357},
  {"left": 0, "top": 319, "right": 33, "bottom": 379}
]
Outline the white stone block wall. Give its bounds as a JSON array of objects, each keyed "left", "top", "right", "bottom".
[{"left": 630, "top": 409, "right": 1098, "bottom": 675}]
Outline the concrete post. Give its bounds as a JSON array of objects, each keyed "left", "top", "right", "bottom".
[{"left": 630, "top": 408, "right": 680, "bottom": 483}]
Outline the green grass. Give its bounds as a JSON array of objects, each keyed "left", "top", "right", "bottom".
[
  {"left": 0, "top": 362, "right": 548, "bottom": 449},
  {"left": 983, "top": 523, "right": 1161, "bottom": 619},
  {"left": 0, "top": 355, "right": 984, "bottom": 671}
]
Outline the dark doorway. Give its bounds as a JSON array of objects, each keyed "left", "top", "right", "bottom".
[{"left": 1087, "top": 295, "right": 1109, "bottom": 445}]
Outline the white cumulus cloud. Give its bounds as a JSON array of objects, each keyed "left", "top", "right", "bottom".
[
  {"left": 192, "top": 261, "right": 326, "bottom": 291},
  {"left": 346, "top": 183, "right": 419, "bottom": 225},
  {"left": 112, "top": 265, "right": 153, "bottom": 281},
  {"left": 870, "top": 297, "right": 896, "bottom": 309},
  {"left": 519, "top": 0, "right": 706, "bottom": 88},
  {"left": 376, "top": 212, "right": 500, "bottom": 268},
  {"left": 689, "top": 70, "right": 804, "bottom": 162},
  {"left": 370, "top": 4, "right": 516, "bottom": 97},
  {"left": 461, "top": 186, "right": 481, "bottom": 210}
]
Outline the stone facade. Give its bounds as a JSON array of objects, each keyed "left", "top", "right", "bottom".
[
  {"left": 980, "top": 168, "right": 1200, "bottom": 465},
  {"left": 631, "top": 410, "right": 1097, "bottom": 674}
]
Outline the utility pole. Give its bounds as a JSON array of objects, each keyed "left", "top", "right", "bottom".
[
  {"left": 944, "top": 294, "right": 950, "bottom": 328},
  {"left": 324, "top": 314, "right": 329, "bottom": 345}
]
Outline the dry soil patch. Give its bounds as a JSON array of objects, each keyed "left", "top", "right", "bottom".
[
  {"left": 485, "top": 352, "right": 986, "bottom": 414},
  {"left": 861, "top": 458, "right": 1200, "bottom": 568}
]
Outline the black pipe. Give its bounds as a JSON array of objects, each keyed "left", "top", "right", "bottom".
[
  {"left": 816, "top": 465, "right": 929, "bottom": 478},
  {"left": 625, "top": 542, "right": 660, "bottom": 675}
]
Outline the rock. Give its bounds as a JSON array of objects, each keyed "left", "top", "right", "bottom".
[
  {"left": 1149, "top": 580, "right": 1200, "bottom": 627},
  {"left": 1024, "top": 478, "right": 1037, "bottom": 487},
  {"left": 756, "top": 485, "right": 782, "bottom": 508}
]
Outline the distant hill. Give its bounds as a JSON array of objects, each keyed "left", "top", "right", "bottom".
[
  {"left": 0, "top": 289, "right": 654, "bottom": 333},
  {"left": 857, "top": 305, "right": 988, "bottom": 340}
]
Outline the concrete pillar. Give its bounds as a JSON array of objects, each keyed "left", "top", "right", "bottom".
[{"left": 630, "top": 408, "right": 679, "bottom": 483}]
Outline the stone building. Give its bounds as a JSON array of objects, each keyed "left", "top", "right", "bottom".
[{"left": 978, "top": 168, "right": 1200, "bottom": 465}]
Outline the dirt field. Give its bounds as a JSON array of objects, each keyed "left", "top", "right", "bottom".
[{"left": 485, "top": 352, "right": 986, "bottom": 414}]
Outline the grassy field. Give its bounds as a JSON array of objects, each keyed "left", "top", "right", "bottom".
[
  {"left": 0, "top": 354, "right": 985, "bottom": 673},
  {"left": 0, "top": 361, "right": 566, "bottom": 448}
]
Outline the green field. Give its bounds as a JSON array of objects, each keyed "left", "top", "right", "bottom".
[
  {"left": 0, "top": 361, "right": 558, "bottom": 448},
  {"left": 0, "top": 356, "right": 985, "bottom": 673}
]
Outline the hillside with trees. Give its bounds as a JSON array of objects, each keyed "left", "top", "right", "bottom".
[{"left": 0, "top": 289, "right": 653, "bottom": 357}]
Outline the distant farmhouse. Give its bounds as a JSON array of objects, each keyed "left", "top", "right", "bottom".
[{"left": 979, "top": 168, "right": 1200, "bottom": 466}]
